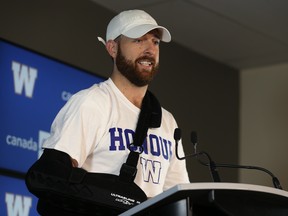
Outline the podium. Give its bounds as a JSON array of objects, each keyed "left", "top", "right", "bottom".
[{"left": 120, "top": 183, "right": 288, "bottom": 216}]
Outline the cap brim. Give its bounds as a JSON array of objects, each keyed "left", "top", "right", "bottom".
[{"left": 122, "top": 24, "right": 171, "bottom": 42}]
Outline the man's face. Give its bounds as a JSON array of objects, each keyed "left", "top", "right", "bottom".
[{"left": 115, "top": 31, "right": 160, "bottom": 87}]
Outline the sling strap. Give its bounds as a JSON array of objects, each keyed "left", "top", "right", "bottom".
[{"left": 119, "top": 90, "right": 162, "bottom": 182}]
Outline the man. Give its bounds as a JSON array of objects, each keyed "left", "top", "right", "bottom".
[{"left": 26, "top": 9, "right": 189, "bottom": 215}]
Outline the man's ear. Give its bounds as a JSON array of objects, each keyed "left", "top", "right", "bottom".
[{"left": 106, "top": 40, "right": 118, "bottom": 59}]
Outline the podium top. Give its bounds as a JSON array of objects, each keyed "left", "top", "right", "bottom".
[{"left": 120, "top": 183, "right": 288, "bottom": 216}]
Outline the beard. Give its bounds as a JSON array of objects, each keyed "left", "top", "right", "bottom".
[{"left": 115, "top": 45, "right": 159, "bottom": 87}]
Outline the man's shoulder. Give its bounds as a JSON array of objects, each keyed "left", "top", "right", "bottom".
[{"left": 72, "top": 79, "right": 111, "bottom": 99}]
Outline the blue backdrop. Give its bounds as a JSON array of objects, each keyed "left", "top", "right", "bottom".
[{"left": 0, "top": 39, "right": 104, "bottom": 215}]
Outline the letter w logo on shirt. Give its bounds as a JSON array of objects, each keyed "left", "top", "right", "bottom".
[
  {"left": 140, "top": 157, "right": 162, "bottom": 184},
  {"left": 12, "top": 61, "right": 38, "bottom": 98}
]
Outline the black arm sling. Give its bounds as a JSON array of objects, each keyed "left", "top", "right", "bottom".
[{"left": 25, "top": 90, "right": 162, "bottom": 216}]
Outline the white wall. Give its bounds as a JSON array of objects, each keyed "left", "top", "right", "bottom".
[{"left": 240, "top": 63, "right": 288, "bottom": 190}]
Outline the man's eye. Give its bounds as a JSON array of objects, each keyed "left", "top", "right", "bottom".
[{"left": 154, "top": 40, "right": 160, "bottom": 45}]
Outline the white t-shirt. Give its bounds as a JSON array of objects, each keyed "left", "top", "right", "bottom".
[{"left": 43, "top": 78, "right": 189, "bottom": 197}]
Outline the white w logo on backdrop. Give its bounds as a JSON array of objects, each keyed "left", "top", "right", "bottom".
[
  {"left": 5, "top": 193, "right": 32, "bottom": 216},
  {"left": 12, "top": 61, "right": 38, "bottom": 98}
]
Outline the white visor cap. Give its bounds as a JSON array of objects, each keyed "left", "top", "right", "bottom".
[{"left": 106, "top": 9, "right": 171, "bottom": 43}]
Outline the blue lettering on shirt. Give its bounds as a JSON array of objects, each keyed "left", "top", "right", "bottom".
[{"left": 108, "top": 127, "right": 172, "bottom": 161}]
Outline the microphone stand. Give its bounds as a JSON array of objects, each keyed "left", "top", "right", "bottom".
[
  {"left": 174, "top": 128, "right": 221, "bottom": 182},
  {"left": 197, "top": 160, "right": 282, "bottom": 190},
  {"left": 174, "top": 128, "right": 283, "bottom": 190}
]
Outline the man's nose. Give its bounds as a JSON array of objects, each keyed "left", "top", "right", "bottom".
[{"left": 143, "top": 41, "right": 157, "bottom": 56}]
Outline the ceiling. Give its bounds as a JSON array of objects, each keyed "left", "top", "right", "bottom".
[{"left": 90, "top": 0, "right": 288, "bottom": 70}]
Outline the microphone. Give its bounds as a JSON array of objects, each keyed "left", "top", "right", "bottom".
[
  {"left": 190, "top": 131, "right": 197, "bottom": 154},
  {"left": 189, "top": 130, "right": 221, "bottom": 182},
  {"left": 174, "top": 128, "right": 283, "bottom": 190},
  {"left": 174, "top": 128, "right": 221, "bottom": 182},
  {"left": 174, "top": 128, "right": 185, "bottom": 160},
  {"left": 174, "top": 128, "right": 193, "bottom": 160}
]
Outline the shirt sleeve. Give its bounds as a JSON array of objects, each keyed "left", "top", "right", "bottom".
[
  {"left": 163, "top": 138, "right": 190, "bottom": 191},
  {"left": 42, "top": 91, "right": 104, "bottom": 167},
  {"left": 160, "top": 110, "right": 190, "bottom": 191}
]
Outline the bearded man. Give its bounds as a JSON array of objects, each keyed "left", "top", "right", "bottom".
[{"left": 26, "top": 9, "right": 189, "bottom": 216}]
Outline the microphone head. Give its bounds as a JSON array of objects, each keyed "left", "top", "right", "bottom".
[
  {"left": 191, "top": 131, "right": 198, "bottom": 144},
  {"left": 174, "top": 128, "right": 182, "bottom": 141}
]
